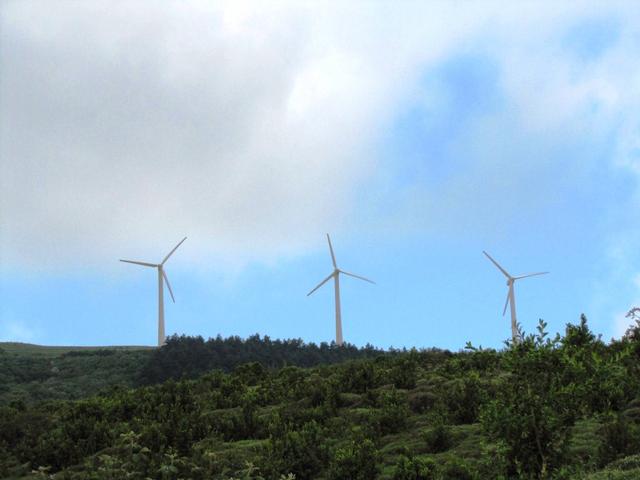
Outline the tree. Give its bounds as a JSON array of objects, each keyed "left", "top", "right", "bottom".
[
  {"left": 481, "top": 320, "right": 573, "bottom": 478},
  {"left": 392, "top": 451, "right": 436, "bottom": 480},
  {"left": 327, "top": 435, "right": 379, "bottom": 480},
  {"left": 263, "top": 420, "right": 328, "bottom": 479}
]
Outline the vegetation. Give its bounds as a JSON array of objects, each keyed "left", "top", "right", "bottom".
[
  {"left": 0, "top": 335, "right": 390, "bottom": 406},
  {"left": 138, "top": 334, "right": 390, "bottom": 385},
  {"left": 0, "top": 344, "right": 153, "bottom": 405},
  {"left": 2, "top": 316, "right": 640, "bottom": 479}
]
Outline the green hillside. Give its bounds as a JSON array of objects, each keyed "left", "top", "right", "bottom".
[
  {"left": 0, "top": 343, "right": 152, "bottom": 356},
  {"left": 0, "top": 343, "right": 153, "bottom": 406},
  {"left": 0, "top": 335, "right": 387, "bottom": 406},
  {"left": 2, "top": 317, "right": 640, "bottom": 479}
]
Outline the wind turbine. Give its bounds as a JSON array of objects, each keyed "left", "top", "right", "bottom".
[
  {"left": 120, "top": 237, "right": 187, "bottom": 346},
  {"left": 307, "top": 234, "right": 375, "bottom": 346},
  {"left": 483, "top": 251, "right": 548, "bottom": 343}
]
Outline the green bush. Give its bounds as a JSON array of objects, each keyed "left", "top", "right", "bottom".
[
  {"left": 481, "top": 320, "right": 574, "bottom": 478},
  {"left": 262, "top": 420, "right": 328, "bottom": 480},
  {"left": 389, "top": 355, "right": 418, "bottom": 390},
  {"left": 392, "top": 453, "right": 436, "bottom": 480},
  {"left": 422, "top": 420, "right": 453, "bottom": 453},
  {"left": 598, "top": 415, "right": 640, "bottom": 466},
  {"left": 408, "top": 390, "right": 438, "bottom": 414},
  {"left": 327, "top": 436, "right": 379, "bottom": 480},
  {"left": 374, "top": 388, "right": 410, "bottom": 436},
  {"left": 440, "top": 458, "right": 476, "bottom": 480}
]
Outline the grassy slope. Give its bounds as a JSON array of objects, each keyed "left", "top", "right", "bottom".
[
  {"left": 0, "top": 343, "right": 153, "bottom": 405},
  {"left": 0, "top": 342, "right": 153, "bottom": 355}
]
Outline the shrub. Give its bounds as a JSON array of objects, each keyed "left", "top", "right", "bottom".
[
  {"left": 598, "top": 414, "right": 640, "bottom": 466},
  {"left": 422, "top": 420, "right": 452, "bottom": 454},
  {"left": 392, "top": 453, "right": 436, "bottom": 480},
  {"left": 440, "top": 458, "right": 475, "bottom": 480},
  {"left": 262, "top": 420, "right": 328, "bottom": 480},
  {"left": 327, "top": 437, "right": 379, "bottom": 480},
  {"left": 390, "top": 355, "right": 418, "bottom": 390},
  {"left": 481, "top": 320, "right": 574, "bottom": 478},
  {"left": 374, "top": 388, "right": 410, "bottom": 435},
  {"left": 408, "top": 390, "right": 438, "bottom": 414}
]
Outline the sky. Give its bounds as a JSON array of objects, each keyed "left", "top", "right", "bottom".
[{"left": 2, "top": 1, "right": 640, "bottom": 349}]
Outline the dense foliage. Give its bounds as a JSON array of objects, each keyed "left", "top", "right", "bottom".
[
  {"left": 2, "top": 317, "right": 640, "bottom": 479},
  {"left": 0, "top": 345, "right": 152, "bottom": 406},
  {"left": 138, "top": 334, "right": 390, "bottom": 385},
  {"left": 0, "top": 336, "right": 391, "bottom": 406}
]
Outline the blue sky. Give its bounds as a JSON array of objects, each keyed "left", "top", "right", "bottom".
[{"left": 2, "top": 2, "right": 640, "bottom": 349}]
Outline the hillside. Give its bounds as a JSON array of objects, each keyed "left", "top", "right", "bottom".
[
  {"left": 0, "top": 335, "right": 388, "bottom": 406},
  {"left": 0, "top": 343, "right": 153, "bottom": 406},
  {"left": 0, "top": 343, "right": 152, "bottom": 356},
  {"left": 2, "top": 317, "right": 640, "bottom": 479}
]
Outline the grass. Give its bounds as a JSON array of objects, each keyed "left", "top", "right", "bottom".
[
  {"left": 0, "top": 343, "right": 154, "bottom": 405},
  {"left": 0, "top": 342, "right": 153, "bottom": 356}
]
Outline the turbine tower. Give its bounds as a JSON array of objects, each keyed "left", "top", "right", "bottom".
[
  {"left": 483, "top": 250, "right": 548, "bottom": 343},
  {"left": 120, "top": 237, "right": 187, "bottom": 346},
  {"left": 307, "top": 234, "right": 375, "bottom": 346}
]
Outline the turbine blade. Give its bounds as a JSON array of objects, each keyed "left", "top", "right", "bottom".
[
  {"left": 162, "top": 270, "right": 175, "bottom": 303},
  {"left": 339, "top": 270, "right": 376, "bottom": 285},
  {"left": 327, "top": 234, "right": 337, "bottom": 269},
  {"left": 161, "top": 236, "right": 187, "bottom": 265},
  {"left": 502, "top": 289, "right": 510, "bottom": 316},
  {"left": 514, "top": 271, "right": 549, "bottom": 280},
  {"left": 307, "top": 272, "right": 334, "bottom": 296},
  {"left": 483, "top": 251, "right": 511, "bottom": 278},
  {"left": 120, "top": 259, "right": 158, "bottom": 268}
]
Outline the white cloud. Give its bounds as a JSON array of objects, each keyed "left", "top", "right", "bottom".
[{"left": 2, "top": 1, "right": 640, "bottom": 272}]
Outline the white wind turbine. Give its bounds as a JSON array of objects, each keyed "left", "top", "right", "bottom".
[
  {"left": 483, "top": 251, "right": 548, "bottom": 343},
  {"left": 120, "top": 237, "right": 187, "bottom": 346},
  {"left": 307, "top": 234, "right": 375, "bottom": 346}
]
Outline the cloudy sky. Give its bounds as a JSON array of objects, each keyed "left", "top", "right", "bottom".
[{"left": 2, "top": 1, "right": 640, "bottom": 349}]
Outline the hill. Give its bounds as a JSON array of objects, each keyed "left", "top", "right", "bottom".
[
  {"left": 2, "top": 316, "right": 640, "bottom": 479},
  {"left": 0, "top": 343, "right": 154, "bottom": 405},
  {"left": 0, "top": 335, "right": 389, "bottom": 406},
  {"left": 0, "top": 343, "right": 152, "bottom": 356}
]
